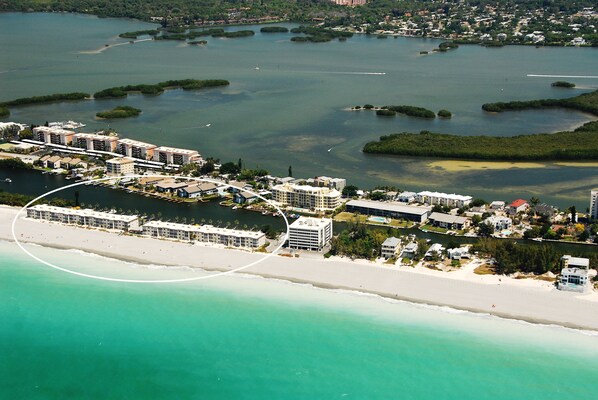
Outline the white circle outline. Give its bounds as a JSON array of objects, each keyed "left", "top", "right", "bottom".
[{"left": 11, "top": 174, "right": 290, "bottom": 283}]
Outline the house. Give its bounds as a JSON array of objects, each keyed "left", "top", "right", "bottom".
[
  {"left": 508, "top": 199, "right": 529, "bottom": 215},
  {"left": 177, "top": 182, "right": 219, "bottom": 198},
  {"left": 428, "top": 212, "right": 470, "bottom": 230},
  {"left": 483, "top": 216, "right": 512, "bottom": 231},
  {"left": 558, "top": 255, "right": 591, "bottom": 293},
  {"left": 381, "top": 237, "right": 401, "bottom": 259},
  {"left": 424, "top": 243, "right": 445, "bottom": 260},
  {"left": 155, "top": 180, "right": 189, "bottom": 193},
  {"left": 45, "top": 156, "right": 62, "bottom": 169},
  {"left": 397, "top": 191, "right": 416, "bottom": 203},
  {"left": 400, "top": 242, "right": 418, "bottom": 259},
  {"left": 447, "top": 247, "right": 470, "bottom": 260},
  {"left": 234, "top": 191, "right": 259, "bottom": 205},
  {"left": 489, "top": 201, "right": 505, "bottom": 211}
]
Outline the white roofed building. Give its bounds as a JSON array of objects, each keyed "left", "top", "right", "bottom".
[
  {"left": 558, "top": 255, "right": 591, "bottom": 293},
  {"left": 26, "top": 204, "right": 140, "bottom": 231},
  {"left": 416, "top": 191, "right": 472, "bottom": 208},
  {"left": 272, "top": 183, "right": 342, "bottom": 211},
  {"left": 32, "top": 126, "right": 75, "bottom": 146},
  {"left": 288, "top": 217, "right": 333, "bottom": 251},
  {"left": 153, "top": 146, "right": 201, "bottom": 166},
  {"left": 346, "top": 200, "right": 431, "bottom": 223},
  {"left": 73, "top": 133, "right": 118, "bottom": 152},
  {"left": 116, "top": 138, "right": 157, "bottom": 160},
  {"left": 106, "top": 157, "right": 135, "bottom": 176}
]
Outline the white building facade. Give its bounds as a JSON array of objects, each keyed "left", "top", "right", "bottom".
[
  {"left": 32, "top": 126, "right": 75, "bottom": 145},
  {"left": 152, "top": 146, "right": 201, "bottom": 166},
  {"left": 272, "top": 183, "right": 342, "bottom": 211},
  {"left": 106, "top": 157, "right": 135, "bottom": 176},
  {"left": 288, "top": 217, "right": 333, "bottom": 251},
  {"left": 73, "top": 133, "right": 118, "bottom": 152},
  {"left": 116, "top": 138, "right": 157, "bottom": 160},
  {"left": 416, "top": 191, "right": 472, "bottom": 208},
  {"left": 590, "top": 189, "right": 598, "bottom": 220},
  {"left": 27, "top": 204, "right": 140, "bottom": 231}
]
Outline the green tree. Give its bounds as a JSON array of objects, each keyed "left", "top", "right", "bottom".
[{"left": 288, "top": 165, "right": 293, "bottom": 177}]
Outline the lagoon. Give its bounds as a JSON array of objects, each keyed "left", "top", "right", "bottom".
[{"left": 0, "top": 12, "right": 597, "bottom": 208}]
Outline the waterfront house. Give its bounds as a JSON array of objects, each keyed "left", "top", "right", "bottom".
[
  {"left": 483, "top": 216, "right": 512, "bottom": 231},
  {"left": 177, "top": 182, "right": 219, "bottom": 199},
  {"left": 400, "top": 242, "right": 418, "bottom": 259},
  {"left": 424, "top": 243, "right": 445, "bottom": 260},
  {"left": 558, "top": 255, "right": 591, "bottom": 293},
  {"left": 489, "top": 201, "right": 505, "bottom": 211},
  {"left": 508, "top": 199, "right": 529, "bottom": 215},
  {"left": 234, "top": 191, "right": 259, "bottom": 205},
  {"left": 346, "top": 200, "right": 431, "bottom": 223},
  {"left": 428, "top": 212, "right": 470, "bottom": 230},
  {"left": 447, "top": 247, "right": 470, "bottom": 260},
  {"left": 155, "top": 180, "right": 188, "bottom": 193},
  {"left": 381, "top": 237, "right": 401, "bottom": 259}
]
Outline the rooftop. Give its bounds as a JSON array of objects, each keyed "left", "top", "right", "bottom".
[
  {"left": 29, "top": 204, "right": 139, "bottom": 222},
  {"left": 382, "top": 237, "right": 401, "bottom": 247},
  {"left": 155, "top": 146, "right": 199, "bottom": 155},
  {"left": 429, "top": 212, "right": 469, "bottom": 224},
  {"left": 347, "top": 199, "right": 431, "bottom": 215},
  {"left": 290, "top": 217, "right": 332, "bottom": 229},
  {"left": 117, "top": 138, "right": 157, "bottom": 148}
]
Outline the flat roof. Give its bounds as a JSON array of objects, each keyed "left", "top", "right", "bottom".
[
  {"left": 29, "top": 204, "right": 138, "bottom": 222},
  {"left": 107, "top": 157, "right": 135, "bottom": 164},
  {"left": 143, "top": 220, "right": 265, "bottom": 238},
  {"left": 117, "top": 138, "right": 157, "bottom": 148},
  {"left": 429, "top": 212, "right": 469, "bottom": 224},
  {"left": 417, "top": 191, "right": 472, "bottom": 201},
  {"left": 346, "top": 200, "right": 431, "bottom": 216},
  {"left": 74, "top": 133, "right": 118, "bottom": 141},
  {"left": 382, "top": 237, "right": 401, "bottom": 247},
  {"left": 155, "top": 146, "right": 199, "bottom": 155},
  {"left": 290, "top": 217, "right": 332, "bottom": 229}
]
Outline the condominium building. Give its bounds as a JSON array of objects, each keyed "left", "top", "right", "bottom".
[
  {"left": 345, "top": 200, "right": 431, "bottom": 223},
  {"left": 591, "top": 189, "right": 598, "bottom": 220},
  {"left": 272, "top": 183, "right": 342, "bottom": 211},
  {"left": 152, "top": 146, "right": 201, "bottom": 166},
  {"left": 314, "top": 176, "right": 347, "bottom": 191},
  {"left": 416, "top": 191, "right": 472, "bottom": 208},
  {"left": 288, "top": 217, "right": 333, "bottom": 251},
  {"left": 116, "top": 138, "right": 157, "bottom": 160},
  {"left": 26, "top": 204, "right": 140, "bottom": 231},
  {"left": 106, "top": 157, "right": 135, "bottom": 176},
  {"left": 32, "top": 126, "right": 75, "bottom": 145},
  {"left": 428, "top": 212, "right": 471, "bottom": 230},
  {"left": 73, "top": 133, "right": 118, "bottom": 152},
  {"left": 142, "top": 221, "right": 266, "bottom": 248}
]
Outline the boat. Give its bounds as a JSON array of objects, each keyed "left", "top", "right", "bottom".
[
  {"left": 3, "top": 178, "right": 12, "bottom": 183},
  {"left": 232, "top": 206, "right": 239, "bottom": 210},
  {"left": 255, "top": 66, "right": 260, "bottom": 70}
]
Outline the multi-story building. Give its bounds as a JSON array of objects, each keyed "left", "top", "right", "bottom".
[
  {"left": 272, "top": 183, "right": 342, "bottom": 211},
  {"left": 152, "top": 146, "right": 201, "bottom": 166},
  {"left": 116, "top": 138, "right": 157, "bottom": 160},
  {"left": 590, "top": 189, "right": 598, "bottom": 220},
  {"left": 483, "top": 216, "right": 512, "bottom": 231},
  {"left": 26, "top": 204, "right": 140, "bottom": 231},
  {"left": 314, "top": 176, "right": 347, "bottom": 191},
  {"left": 288, "top": 217, "right": 333, "bottom": 251},
  {"left": 416, "top": 191, "right": 472, "bottom": 208},
  {"left": 345, "top": 200, "right": 431, "bottom": 223},
  {"left": 32, "top": 126, "right": 75, "bottom": 145},
  {"left": 142, "top": 221, "right": 266, "bottom": 248},
  {"left": 381, "top": 237, "right": 401, "bottom": 259},
  {"left": 106, "top": 157, "right": 135, "bottom": 176},
  {"left": 558, "top": 255, "right": 591, "bottom": 293},
  {"left": 73, "top": 133, "right": 118, "bottom": 152}
]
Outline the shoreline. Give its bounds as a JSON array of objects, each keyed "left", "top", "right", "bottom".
[{"left": 2, "top": 204, "right": 598, "bottom": 331}]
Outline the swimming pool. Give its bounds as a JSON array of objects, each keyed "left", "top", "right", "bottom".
[{"left": 368, "top": 216, "right": 388, "bottom": 223}]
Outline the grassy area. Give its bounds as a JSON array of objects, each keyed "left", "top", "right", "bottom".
[
  {"left": 333, "top": 211, "right": 414, "bottom": 228},
  {"left": 474, "top": 264, "right": 495, "bottom": 275},
  {"left": 420, "top": 224, "right": 448, "bottom": 234}
]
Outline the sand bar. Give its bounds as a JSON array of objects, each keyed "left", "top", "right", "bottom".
[{"left": 2, "top": 205, "right": 597, "bottom": 331}]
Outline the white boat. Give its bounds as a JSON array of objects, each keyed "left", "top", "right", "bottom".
[{"left": 3, "top": 178, "right": 12, "bottom": 183}]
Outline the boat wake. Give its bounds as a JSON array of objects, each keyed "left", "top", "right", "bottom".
[{"left": 527, "top": 74, "right": 598, "bottom": 79}]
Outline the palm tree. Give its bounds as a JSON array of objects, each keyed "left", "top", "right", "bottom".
[
  {"left": 200, "top": 218, "right": 206, "bottom": 224},
  {"left": 217, "top": 219, "right": 222, "bottom": 227}
]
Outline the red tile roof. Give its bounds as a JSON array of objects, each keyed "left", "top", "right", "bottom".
[{"left": 509, "top": 199, "right": 528, "bottom": 208}]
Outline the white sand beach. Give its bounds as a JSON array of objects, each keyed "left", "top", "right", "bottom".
[{"left": 2, "top": 205, "right": 597, "bottom": 331}]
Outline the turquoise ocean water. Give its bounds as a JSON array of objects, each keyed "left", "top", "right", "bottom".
[{"left": 1, "top": 240, "right": 598, "bottom": 399}]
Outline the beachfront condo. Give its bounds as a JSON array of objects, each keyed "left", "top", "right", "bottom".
[
  {"left": 288, "top": 217, "right": 333, "bottom": 252},
  {"left": 26, "top": 204, "right": 140, "bottom": 231},
  {"left": 272, "top": 183, "right": 342, "bottom": 211}
]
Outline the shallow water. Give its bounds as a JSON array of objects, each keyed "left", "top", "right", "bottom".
[
  {"left": 1, "top": 241, "right": 598, "bottom": 399},
  {"left": 1, "top": 13, "right": 598, "bottom": 207}
]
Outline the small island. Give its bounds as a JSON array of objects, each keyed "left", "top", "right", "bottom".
[
  {"left": 118, "top": 29, "right": 160, "bottom": 39},
  {"left": 482, "top": 89, "right": 597, "bottom": 115},
  {"left": 188, "top": 40, "right": 207, "bottom": 45},
  {"left": 96, "top": 106, "right": 141, "bottom": 119},
  {"left": 552, "top": 81, "right": 576, "bottom": 88},
  {"left": 290, "top": 26, "right": 353, "bottom": 43},
  {"left": 260, "top": 26, "right": 289, "bottom": 33},
  {"left": 93, "top": 79, "right": 230, "bottom": 99},
  {"left": 437, "top": 109, "right": 452, "bottom": 118},
  {"left": 379, "top": 105, "right": 436, "bottom": 119},
  {"left": 363, "top": 121, "right": 598, "bottom": 161}
]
